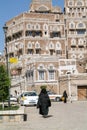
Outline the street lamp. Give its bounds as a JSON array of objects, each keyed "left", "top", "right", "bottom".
[
  {"left": 3, "top": 24, "right": 10, "bottom": 107},
  {"left": 67, "top": 73, "right": 71, "bottom": 102}
]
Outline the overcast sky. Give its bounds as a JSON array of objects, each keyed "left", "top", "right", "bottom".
[{"left": 0, "top": 0, "right": 64, "bottom": 53}]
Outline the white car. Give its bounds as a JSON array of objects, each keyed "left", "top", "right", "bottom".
[
  {"left": 20, "top": 91, "right": 38, "bottom": 106},
  {"left": 47, "top": 91, "right": 62, "bottom": 102},
  {"left": 10, "top": 95, "right": 17, "bottom": 102}
]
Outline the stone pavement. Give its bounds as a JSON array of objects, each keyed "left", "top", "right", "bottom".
[{"left": 0, "top": 101, "right": 87, "bottom": 130}]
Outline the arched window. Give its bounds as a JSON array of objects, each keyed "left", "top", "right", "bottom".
[
  {"left": 71, "top": 39, "right": 76, "bottom": 46},
  {"left": 19, "top": 43, "right": 23, "bottom": 49},
  {"left": 35, "top": 23, "right": 40, "bottom": 30},
  {"left": 43, "top": 24, "right": 48, "bottom": 30},
  {"left": 69, "top": 22, "right": 75, "bottom": 29},
  {"left": 76, "top": 1, "right": 83, "bottom": 6},
  {"left": 48, "top": 64, "right": 55, "bottom": 80},
  {"left": 71, "top": 54, "right": 76, "bottom": 59},
  {"left": 56, "top": 42, "right": 61, "bottom": 50},
  {"left": 38, "top": 64, "right": 46, "bottom": 80},
  {"left": 78, "top": 39, "right": 84, "bottom": 46},
  {"left": 35, "top": 41, "right": 40, "bottom": 48},
  {"left": 27, "top": 24, "right": 32, "bottom": 30},
  {"left": 78, "top": 23, "right": 84, "bottom": 28},
  {"left": 78, "top": 54, "right": 84, "bottom": 59},
  {"left": 68, "top": 0, "right": 74, "bottom": 6},
  {"left": 38, "top": 5, "right": 49, "bottom": 12},
  {"left": 27, "top": 42, "right": 32, "bottom": 48},
  {"left": 49, "top": 42, "right": 54, "bottom": 49}
]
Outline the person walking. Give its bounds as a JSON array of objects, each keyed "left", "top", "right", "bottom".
[
  {"left": 63, "top": 90, "right": 68, "bottom": 103},
  {"left": 37, "top": 88, "right": 51, "bottom": 118}
]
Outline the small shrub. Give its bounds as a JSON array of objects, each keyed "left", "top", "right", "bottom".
[{"left": 0, "top": 105, "right": 19, "bottom": 111}]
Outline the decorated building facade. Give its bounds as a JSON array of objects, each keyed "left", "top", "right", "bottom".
[{"left": 4, "top": 0, "right": 87, "bottom": 100}]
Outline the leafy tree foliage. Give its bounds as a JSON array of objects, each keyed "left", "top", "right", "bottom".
[{"left": 0, "top": 65, "right": 10, "bottom": 102}]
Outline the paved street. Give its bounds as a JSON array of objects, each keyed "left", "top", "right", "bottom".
[{"left": 0, "top": 101, "right": 87, "bottom": 130}]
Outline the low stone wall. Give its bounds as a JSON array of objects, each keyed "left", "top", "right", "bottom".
[{"left": 0, "top": 106, "right": 25, "bottom": 123}]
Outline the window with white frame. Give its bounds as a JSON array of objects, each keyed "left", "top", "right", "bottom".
[
  {"left": 35, "top": 24, "right": 40, "bottom": 30},
  {"left": 69, "top": 22, "right": 75, "bottom": 29},
  {"left": 35, "top": 41, "right": 40, "bottom": 48},
  {"left": 48, "top": 70, "right": 54, "bottom": 80},
  {"left": 71, "top": 39, "right": 76, "bottom": 46},
  {"left": 49, "top": 42, "right": 54, "bottom": 49},
  {"left": 39, "top": 71, "right": 44, "bottom": 80},
  {"left": 28, "top": 42, "right": 32, "bottom": 48},
  {"left": 27, "top": 24, "right": 32, "bottom": 30},
  {"left": 76, "top": 1, "right": 83, "bottom": 6},
  {"left": 68, "top": 0, "right": 74, "bottom": 6},
  {"left": 43, "top": 24, "right": 48, "bottom": 30}
]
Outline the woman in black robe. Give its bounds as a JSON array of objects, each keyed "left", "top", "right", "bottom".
[
  {"left": 63, "top": 90, "right": 68, "bottom": 103},
  {"left": 37, "top": 88, "right": 51, "bottom": 117}
]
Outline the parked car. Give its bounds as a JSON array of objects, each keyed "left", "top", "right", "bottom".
[
  {"left": 6, "top": 95, "right": 17, "bottom": 102},
  {"left": 10, "top": 95, "right": 17, "bottom": 102},
  {"left": 19, "top": 91, "right": 38, "bottom": 106},
  {"left": 47, "top": 91, "right": 62, "bottom": 102}
]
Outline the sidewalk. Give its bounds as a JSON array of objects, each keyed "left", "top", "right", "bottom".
[{"left": 0, "top": 101, "right": 87, "bottom": 130}]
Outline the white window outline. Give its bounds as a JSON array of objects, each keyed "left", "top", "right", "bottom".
[
  {"left": 27, "top": 42, "right": 32, "bottom": 48},
  {"left": 76, "top": 0, "right": 84, "bottom": 6},
  {"left": 49, "top": 42, "right": 54, "bottom": 49},
  {"left": 19, "top": 43, "right": 23, "bottom": 49},
  {"left": 35, "top": 23, "right": 40, "bottom": 30},
  {"left": 71, "top": 54, "right": 76, "bottom": 59},
  {"left": 38, "top": 64, "right": 45, "bottom": 81},
  {"left": 43, "top": 24, "right": 48, "bottom": 30},
  {"left": 68, "top": 0, "right": 74, "bottom": 6},
  {"left": 78, "top": 54, "right": 84, "bottom": 59},
  {"left": 56, "top": 42, "right": 61, "bottom": 50},
  {"left": 78, "top": 39, "right": 84, "bottom": 46},
  {"left": 69, "top": 22, "right": 75, "bottom": 29},
  {"left": 37, "top": 5, "right": 49, "bottom": 12},
  {"left": 76, "top": 22, "right": 86, "bottom": 28},
  {"left": 27, "top": 24, "right": 32, "bottom": 30},
  {"left": 71, "top": 39, "right": 76, "bottom": 46},
  {"left": 48, "top": 64, "right": 55, "bottom": 80},
  {"left": 35, "top": 41, "right": 40, "bottom": 48}
]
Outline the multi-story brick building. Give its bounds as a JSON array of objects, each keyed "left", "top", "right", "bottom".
[{"left": 3, "top": 0, "right": 87, "bottom": 100}]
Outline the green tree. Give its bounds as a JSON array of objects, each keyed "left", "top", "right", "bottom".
[{"left": 0, "top": 65, "right": 10, "bottom": 102}]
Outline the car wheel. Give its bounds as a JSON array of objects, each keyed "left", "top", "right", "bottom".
[{"left": 55, "top": 97, "right": 60, "bottom": 102}]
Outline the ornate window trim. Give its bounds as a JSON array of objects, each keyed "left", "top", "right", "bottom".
[
  {"left": 76, "top": 22, "right": 86, "bottom": 29},
  {"left": 49, "top": 42, "right": 54, "bottom": 49},
  {"left": 71, "top": 54, "right": 76, "bottom": 59},
  {"left": 78, "top": 54, "right": 84, "bottom": 59},
  {"left": 35, "top": 41, "right": 40, "bottom": 49},
  {"left": 19, "top": 43, "right": 24, "bottom": 49},
  {"left": 35, "top": 23, "right": 40, "bottom": 30},
  {"left": 69, "top": 22, "right": 75, "bottom": 29},
  {"left": 78, "top": 39, "right": 84, "bottom": 46},
  {"left": 71, "top": 39, "right": 76, "bottom": 46},
  {"left": 27, "top": 24, "right": 32, "bottom": 30},
  {"left": 43, "top": 24, "right": 48, "bottom": 30},
  {"left": 27, "top": 42, "right": 32, "bottom": 48},
  {"left": 68, "top": 0, "right": 74, "bottom": 6},
  {"left": 48, "top": 64, "right": 55, "bottom": 70},
  {"left": 37, "top": 64, "right": 46, "bottom": 71},
  {"left": 76, "top": 1, "right": 84, "bottom": 6},
  {"left": 55, "top": 42, "right": 61, "bottom": 50},
  {"left": 37, "top": 5, "right": 49, "bottom": 12}
]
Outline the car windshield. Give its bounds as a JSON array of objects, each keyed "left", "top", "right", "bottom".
[
  {"left": 47, "top": 91, "right": 56, "bottom": 95},
  {"left": 23, "top": 92, "right": 37, "bottom": 96}
]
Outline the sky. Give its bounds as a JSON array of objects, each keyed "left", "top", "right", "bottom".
[{"left": 0, "top": 0, "right": 64, "bottom": 54}]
